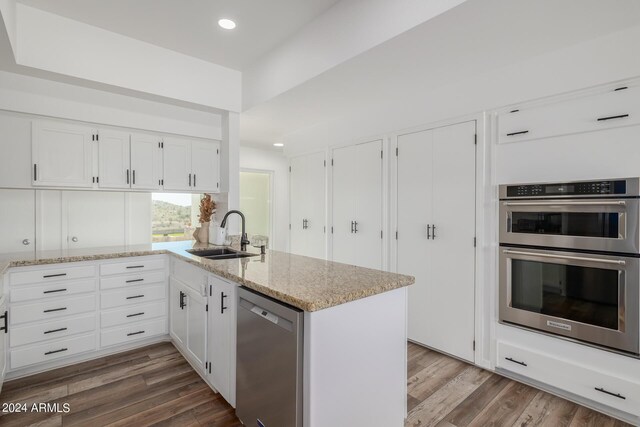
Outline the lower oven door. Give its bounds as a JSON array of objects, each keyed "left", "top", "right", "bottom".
[
  {"left": 499, "top": 246, "right": 639, "bottom": 355},
  {"left": 499, "top": 198, "right": 639, "bottom": 254}
]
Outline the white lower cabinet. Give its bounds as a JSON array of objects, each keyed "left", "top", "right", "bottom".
[
  {"left": 169, "top": 277, "right": 207, "bottom": 371},
  {"left": 11, "top": 334, "right": 96, "bottom": 370},
  {"left": 207, "top": 275, "right": 237, "bottom": 406},
  {"left": 100, "top": 318, "right": 167, "bottom": 348},
  {"left": 10, "top": 314, "right": 95, "bottom": 347},
  {"left": 497, "top": 341, "right": 640, "bottom": 417}
]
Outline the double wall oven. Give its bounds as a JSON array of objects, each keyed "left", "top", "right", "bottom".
[{"left": 499, "top": 178, "right": 640, "bottom": 356}]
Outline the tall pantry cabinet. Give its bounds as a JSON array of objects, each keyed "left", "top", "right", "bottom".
[
  {"left": 289, "top": 152, "right": 326, "bottom": 259},
  {"left": 331, "top": 140, "right": 384, "bottom": 270},
  {"left": 397, "top": 121, "right": 476, "bottom": 362}
]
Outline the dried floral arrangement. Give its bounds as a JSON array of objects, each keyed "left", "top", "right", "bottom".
[{"left": 198, "top": 194, "right": 216, "bottom": 223}]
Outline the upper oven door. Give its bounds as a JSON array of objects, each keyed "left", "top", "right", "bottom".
[
  {"left": 499, "top": 247, "right": 639, "bottom": 355},
  {"left": 499, "top": 198, "right": 639, "bottom": 254}
]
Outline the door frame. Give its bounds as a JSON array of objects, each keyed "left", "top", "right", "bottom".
[{"left": 240, "top": 168, "right": 275, "bottom": 249}]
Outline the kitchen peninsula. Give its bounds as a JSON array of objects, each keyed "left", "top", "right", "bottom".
[{"left": 0, "top": 240, "right": 414, "bottom": 426}]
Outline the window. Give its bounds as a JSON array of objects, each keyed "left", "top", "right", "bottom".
[
  {"left": 151, "top": 193, "right": 201, "bottom": 242},
  {"left": 240, "top": 170, "right": 272, "bottom": 247}
]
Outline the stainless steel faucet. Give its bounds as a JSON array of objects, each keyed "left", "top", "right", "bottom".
[{"left": 220, "top": 210, "right": 250, "bottom": 251}]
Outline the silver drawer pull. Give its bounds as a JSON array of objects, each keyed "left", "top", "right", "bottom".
[
  {"left": 505, "top": 357, "right": 527, "bottom": 367},
  {"left": 126, "top": 295, "right": 144, "bottom": 300},
  {"left": 43, "top": 273, "right": 67, "bottom": 279},
  {"left": 43, "top": 288, "right": 67, "bottom": 294},
  {"left": 127, "top": 331, "right": 145, "bottom": 336},
  {"left": 503, "top": 249, "right": 626, "bottom": 266},
  {"left": 44, "top": 327, "right": 67, "bottom": 335},
  {"left": 595, "top": 387, "right": 626, "bottom": 400},
  {"left": 45, "top": 348, "right": 68, "bottom": 355},
  {"left": 126, "top": 279, "right": 144, "bottom": 283},
  {"left": 126, "top": 265, "right": 145, "bottom": 269},
  {"left": 503, "top": 200, "right": 626, "bottom": 207},
  {"left": 43, "top": 307, "right": 67, "bottom": 313},
  {"left": 126, "top": 312, "right": 144, "bottom": 318}
]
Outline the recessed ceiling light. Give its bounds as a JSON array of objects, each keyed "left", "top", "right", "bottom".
[
  {"left": 273, "top": 143, "right": 284, "bottom": 147},
  {"left": 218, "top": 19, "right": 236, "bottom": 30}
]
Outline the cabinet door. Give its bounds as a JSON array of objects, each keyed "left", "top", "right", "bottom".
[
  {"left": 0, "top": 113, "right": 32, "bottom": 188},
  {"left": 397, "top": 129, "right": 434, "bottom": 347},
  {"left": 163, "top": 137, "right": 191, "bottom": 191},
  {"left": 429, "top": 122, "right": 476, "bottom": 362},
  {"left": 304, "top": 152, "right": 327, "bottom": 259},
  {"left": 208, "top": 276, "right": 236, "bottom": 406},
  {"left": 169, "top": 278, "right": 188, "bottom": 348},
  {"left": 191, "top": 141, "right": 220, "bottom": 193},
  {"left": 331, "top": 145, "right": 357, "bottom": 265},
  {"left": 0, "top": 300, "right": 6, "bottom": 394},
  {"left": 66, "top": 191, "right": 125, "bottom": 249},
  {"left": 0, "top": 189, "right": 35, "bottom": 254},
  {"left": 32, "top": 120, "right": 93, "bottom": 187},
  {"left": 130, "top": 133, "right": 161, "bottom": 190},
  {"left": 98, "top": 129, "right": 130, "bottom": 189},
  {"left": 186, "top": 286, "right": 207, "bottom": 370},
  {"left": 355, "top": 140, "right": 383, "bottom": 270},
  {"left": 289, "top": 155, "right": 307, "bottom": 256}
]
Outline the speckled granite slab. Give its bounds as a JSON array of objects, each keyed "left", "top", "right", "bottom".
[{"left": 0, "top": 240, "right": 414, "bottom": 312}]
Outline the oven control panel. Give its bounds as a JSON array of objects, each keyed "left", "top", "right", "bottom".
[{"left": 505, "top": 180, "right": 627, "bottom": 198}]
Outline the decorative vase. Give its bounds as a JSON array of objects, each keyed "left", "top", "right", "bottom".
[{"left": 194, "top": 222, "right": 210, "bottom": 243}]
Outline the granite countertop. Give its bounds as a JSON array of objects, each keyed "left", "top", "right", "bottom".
[{"left": 0, "top": 241, "right": 414, "bottom": 312}]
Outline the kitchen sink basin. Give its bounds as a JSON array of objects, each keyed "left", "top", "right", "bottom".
[
  {"left": 186, "top": 248, "right": 239, "bottom": 257},
  {"left": 187, "top": 248, "right": 258, "bottom": 260}
]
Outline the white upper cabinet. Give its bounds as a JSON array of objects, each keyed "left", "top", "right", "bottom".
[
  {"left": 65, "top": 191, "right": 126, "bottom": 249},
  {"left": 163, "top": 137, "right": 220, "bottom": 193},
  {"left": 32, "top": 120, "right": 94, "bottom": 188},
  {"left": 499, "top": 84, "right": 640, "bottom": 144},
  {"left": 0, "top": 113, "right": 32, "bottom": 189},
  {"left": 130, "top": 133, "right": 162, "bottom": 190},
  {"left": 163, "top": 137, "right": 191, "bottom": 191},
  {"left": 98, "top": 129, "right": 130, "bottom": 189},
  {"left": 191, "top": 141, "right": 220, "bottom": 192}
]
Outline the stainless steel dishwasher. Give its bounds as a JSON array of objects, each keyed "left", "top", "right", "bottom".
[{"left": 236, "top": 287, "right": 303, "bottom": 427}]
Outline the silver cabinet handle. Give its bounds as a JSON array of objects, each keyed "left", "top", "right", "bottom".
[
  {"left": 22, "top": 239, "right": 30, "bottom": 245},
  {"left": 503, "top": 201, "right": 626, "bottom": 207},
  {"left": 503, "top": 249, "right": 626, "bottom": 266},
  {"left": 71, "top": 236, "right": 78, "bottom": 243}
]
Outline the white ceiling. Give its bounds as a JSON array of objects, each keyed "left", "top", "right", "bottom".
[
  {"left": 16, "top": 0, "right": 340, "bottom": 70},
  {"left": 240, "top": 0, "right": 640, "bottom": 147}
]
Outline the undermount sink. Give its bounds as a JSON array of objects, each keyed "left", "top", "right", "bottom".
[
  {"left": 186, "top": 248, "right": 238, "bottom": 257},
  {"left": 187, "top": 248, "right": 258, "bottom": 260}
]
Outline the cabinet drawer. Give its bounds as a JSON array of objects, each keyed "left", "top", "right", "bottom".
[
  {"left": 499, "top": 85, "right": 640, "bottom": 144},
  {"left": 171, "top": 259, "right": 207, "bottom": 294},
  {"left": 11, "top": 294, "right": 96, "bottom": 325},
  {"left": 100, "top": 285, "right": 166, "bottom": 309},
  {"left": 9, "top": 265, "right": 96, "bottom": 286},
  {"left": 100, "top": 271, "right": 165, "bottom": 290},
  {"left": 10, "top": 333, "right": 96, "bottom": 370},
  {"left": 10, "top": 314, "right": 96, "bottom": 347},
  {"left": 497, "top": 341, "right": 640, "bottom": 415},
  {"left": 101, "top": 301, "right": 167, "bottom": 328},
  {"left": 100, "top": 318, "right": 166, "bottom": 348},
  {"left": 100, "top": 258, "right": 165, "bottom": 276},
  {"left": 11, "top": 279, "right": 96, "bottom": 303}
]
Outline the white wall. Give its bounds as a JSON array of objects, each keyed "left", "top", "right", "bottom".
[
  {"left": 13, "top": 4, "right": 241, "bottom": 112},
  {"left": 0, "top": 0, "right": 16, "bottom": 54},
  {"left": 283, "top": 22, "right": 640, "bottom": 154},
  {"left": 239, "top": 146, "right": 289, "bottom": 252}
]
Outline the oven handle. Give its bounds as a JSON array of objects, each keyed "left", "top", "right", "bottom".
[
  {"left": 502, "top": 249, "right": 626, "bottom": 266},
  {"left": 502, "top": 201, "right": 626, "bottom": 207}
]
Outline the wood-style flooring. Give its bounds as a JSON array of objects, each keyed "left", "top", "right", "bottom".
[
  {"left": 406, "top": 341, "right": 632, "bottom": 427},
  {"left": 0, "top": 341, "right": 632, "bottom": 426}
]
